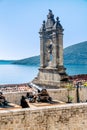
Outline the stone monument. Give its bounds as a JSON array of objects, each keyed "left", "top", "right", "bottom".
[{"left": 33, "top": 10, "right": 68, "bottom": 88}]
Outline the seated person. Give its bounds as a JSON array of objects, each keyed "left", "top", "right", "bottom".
[
  {"left": 26, "top": 92, "right": 36, "bottom": 103},
  {"left": 0, "top": 92, "right": 8, "bottom": 106},
  {"left": 37, "top": 89, "right": 52, "bottom": 102},
  {"left": 20, "top": 96, "right": 29, "bottom": 108}
]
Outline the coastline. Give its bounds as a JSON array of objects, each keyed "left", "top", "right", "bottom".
[{"left": 0, "top": 74, "right": 87, "bottom": 93}]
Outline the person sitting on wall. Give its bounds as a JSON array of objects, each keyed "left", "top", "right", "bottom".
[
  {"left": 20, "top": 96, "right": 29, "bottom": 108},
  {"left": 0, "top": 92, "right": 8, "bottom": 106},
  {"left": 37, "top": 89, "right": 52, "bottom": 103},
  {"left": 26, "top": 92, "right": 36, "bottom": 103}
]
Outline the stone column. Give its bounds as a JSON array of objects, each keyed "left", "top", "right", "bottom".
[
  {"left": 52, "top": 32, "right": 58, "bottom": 68},
  {"left": 58, "top": 33, "right": 63, "bottom": 66},
  {"left": 40, "top": 35, "right": 45, "bottom": 68}
]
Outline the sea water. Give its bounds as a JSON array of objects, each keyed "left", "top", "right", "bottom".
[
  {"left": 0, "top": 64, "right": 87, "bottom": 85},
  {"left": 0, "top": 64, "right": 38, "bottom": 85}
]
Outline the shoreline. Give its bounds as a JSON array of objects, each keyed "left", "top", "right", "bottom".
[
  {"left": 69, "top": 74, "right": 87, "bottom": 81},
  {"left": 0, "top": 74, "right": 87, "bottom": 91}
]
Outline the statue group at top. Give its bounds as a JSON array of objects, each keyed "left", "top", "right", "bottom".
[
  {"left": 40, "top": 9, "right": 63, "bottom": 33},
  {"left": 33, "top": 10, "right": 68, "bottom": 88}
]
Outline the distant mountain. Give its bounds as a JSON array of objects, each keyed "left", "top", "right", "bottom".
[
  {"left": 64, "top": 41, "right": 87, "bottom": 64},
  {"left": 0, "top": 60, "right": 13, "bottom": 64},
  {"left": 0, "top": 41, "right": 87, "bottom": 65},
  {"left": 12, "top": 56, "right": 40, "bottom": 66}
]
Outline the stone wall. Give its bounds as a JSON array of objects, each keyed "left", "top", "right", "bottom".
[
  {"left": 48, "top": 87, "right": 87, "bottom": 103},
  {"left": 0, "top": 103, "right": 87, "bottom": 130},
  {"left": 4, "top": 87, "right": 87, "bottom": 105},
  {"left": 4, "top": 91, "right": 28, "bottom": 105}
]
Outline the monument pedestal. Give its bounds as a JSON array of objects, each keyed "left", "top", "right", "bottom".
[{"left": 33, "top": 67, "right": 68, "bottom": 88}]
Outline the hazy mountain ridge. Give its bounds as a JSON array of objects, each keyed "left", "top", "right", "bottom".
[
  {"left": 0, "top": 60, "right": 13, "bottom": 64},
  {"left": 0, "top": 41, "right": 87, "bottom": 65},
  {"left": 64, "top": 41, "right": 87, "bottom": 64},
  {"left": 12, "top": 56, "right": 40, "bottom": 66}
]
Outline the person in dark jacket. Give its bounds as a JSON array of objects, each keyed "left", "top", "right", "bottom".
[
  {"left": 0, "top": 92, "right": 8, "bottom": 106},
  {"left": 20, "top": 96, "right": 29, "bottom": 108},
  {"left": 26, "top": 92, "right": 36, "bottom": 103},
  {"left": 37, "top": 89, "right": 52, "bottom": 103}
]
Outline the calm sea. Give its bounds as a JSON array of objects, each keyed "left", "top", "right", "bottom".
[{"left": 0, "top": 64, "right": 87, "bottom": 85}]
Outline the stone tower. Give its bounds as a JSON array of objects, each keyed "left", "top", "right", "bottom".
[{"left": 33, "top": 10, "right": 68, "bottom": 88}]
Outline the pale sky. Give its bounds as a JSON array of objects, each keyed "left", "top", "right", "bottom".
[{"left": 0, "top": 0, "right": 87, "bottom": 60}]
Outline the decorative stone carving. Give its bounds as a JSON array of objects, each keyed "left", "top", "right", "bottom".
[{"left": 33, "top": 10, "right": 68, "bottom": 88}]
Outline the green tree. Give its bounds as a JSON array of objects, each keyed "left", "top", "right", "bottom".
[{"left": 66, "top": 83, "right": 74, "bottom": 103}]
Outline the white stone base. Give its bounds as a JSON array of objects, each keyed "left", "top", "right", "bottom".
[{"left": 33, "top": 67, "right": 68, "bottom": 88}]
